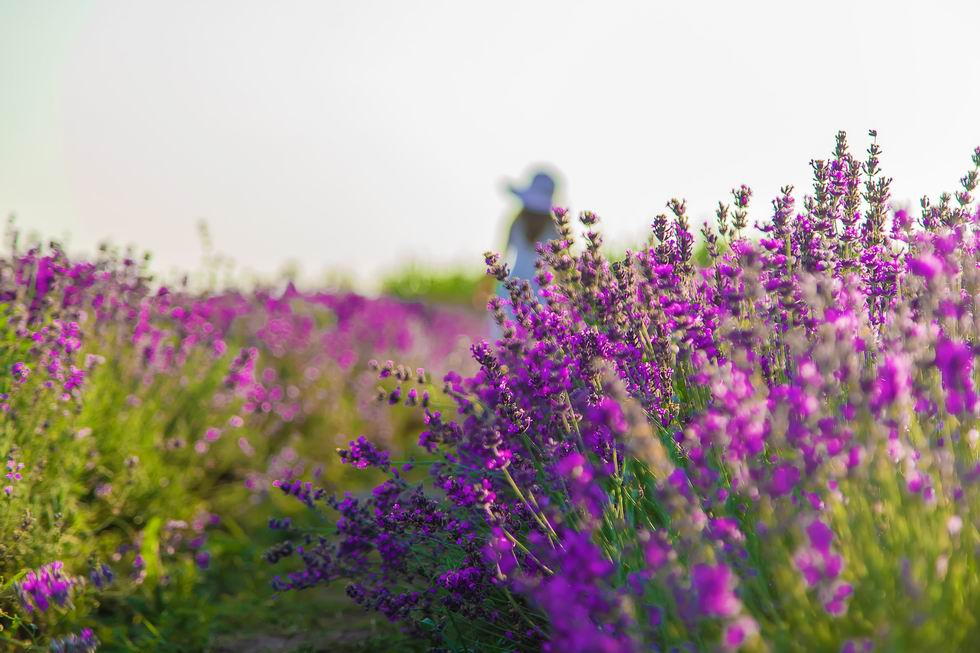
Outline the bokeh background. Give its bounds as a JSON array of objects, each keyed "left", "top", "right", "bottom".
[{"left": 3, "top": 0, "right": 980, "bottom": 286}]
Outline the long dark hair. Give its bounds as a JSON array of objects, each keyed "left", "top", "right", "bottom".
[{"left": 511, "top": 208, "right": 553, "bottom": 243}]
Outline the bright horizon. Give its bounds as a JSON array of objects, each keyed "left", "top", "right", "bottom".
[{"left": 2, "top": 0, "right": 980, "bottom": 288}]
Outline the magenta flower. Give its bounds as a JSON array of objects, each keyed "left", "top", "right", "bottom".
[
  {"left": 770, "top": 463, "right": 801, "bottom": 497},
  {"left": 907, "top": 254, "right": 942, "bottom": 280},
  {"left": 692, "top": 563, "right": 741, "bottom": 617},
  {"left": 15, "top": 561, "right": 74, "bottom": 613},
  {"left": 870, "top": 355, "right": 911, "bottom": 411},
  {"left": 724, "top": 616, "right": 759, "bottom": 649},
  {"left": 934, "top": 335, "right": 978, "bottom": 414},
  {"left": 824, "top": 582, "right": 854, "bottom": 616},
  {"left": 644, "top": 531, "right": 672, "bottom": 571}
]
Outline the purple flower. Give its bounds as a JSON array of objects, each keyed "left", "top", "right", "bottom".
[
  {"left": 692, "top": 563, "right": 740, "bottom": 617},
  {"left": 644, "top": 531, "right": 672, "bottom": 571},
  {"left": 934, "top": 335, "right": 978, "bottom": 414},
  {"left": 824, "top": 582, "right": 854, "bottom": 616},
  {"left": 795, "top": 519, "right": 849, "bottom": 615},
  {"left": 557, "top": 453, "right": 607, "bottom": 518},
  {"left": 15, "top": 561, "right": 74, "bottom": 613},
  {"left": 770, "top": 463, "right": 801, "bottom": 497},
  {"left": 5, "top": 456, "right": 25, "bottom": 496},
  {"left": 11, "top": 362, "right": 30, "bottom": 383},
  {"left": 841, "top": 638, "right": 874, "bottom": 653},
  {"left": 484, "top": 527, "right": 516, "bottom": 576},
  {"left": 707, "top": 518, "right": 744, "bottom": 542},
  {"left": 195, "top": 551, "right": 211, "bottom": 569},
  {"left": 806, "top": 520, "right": 834, "bottom": 555},
  {"left": 338, "top": 436, "right": 391, "bottom": 471},
  {"left": 870, "top": 355, "right": 911, "bottom": 411},
  {"left": 49, "top": 627, "right": 99, "bottom": 653},
  {"left": 88, "top": 563, "right": 114, "bottom": 590},
  {"left": 273, "top": 478, "right": 325, "bottom": 507},
  {"left": 906, "top": 254, "right": 942, "bottom": 280},
  {"left": 528, "top": 531, "right": 631, "bottom": 653},
  {"left": 724, "top": 616, "right": 759, "bottom": 649}
]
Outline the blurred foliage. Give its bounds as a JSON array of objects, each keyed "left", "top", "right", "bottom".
[{"left": 380, "top": 264, "right": 492, "bottom": 309}]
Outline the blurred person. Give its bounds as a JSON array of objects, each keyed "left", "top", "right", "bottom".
[{"left": 493, "top": 171, "right": 559, "bottom": 331}]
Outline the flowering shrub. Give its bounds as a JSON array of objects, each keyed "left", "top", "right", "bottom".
[
  {"left": 0, "top": 235, "right": 481, "bottom": 649},
  {"left": 270, "top": 132, "right": 980, "bottom": 651}
]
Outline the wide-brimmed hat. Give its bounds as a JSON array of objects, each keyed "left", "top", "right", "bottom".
[{"left": 508, "top": 172, "right": 555, "bottom": 214}]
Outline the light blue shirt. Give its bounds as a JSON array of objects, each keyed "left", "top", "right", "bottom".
[{"left": 497, "top": 218, "right": 559, "bottom": 303}]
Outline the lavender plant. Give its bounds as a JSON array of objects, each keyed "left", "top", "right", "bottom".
[
  {"left": 270, "top": 132, "right": 980, "bottom": 652},
  {"left": 0, "top": 234, "right": 481, "bottom": 650}
]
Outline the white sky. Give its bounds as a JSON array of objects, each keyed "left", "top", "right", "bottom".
[{"left": 2, "top": 0, "right": 979, "bottom": 287}]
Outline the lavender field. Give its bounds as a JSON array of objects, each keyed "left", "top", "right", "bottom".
[
  {"left": 0, "top": 238, "right": 482, "bottom": 650},
  {"left": 2, "top": 132, "right": 979, "bottom": 652}
]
